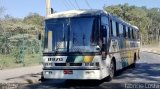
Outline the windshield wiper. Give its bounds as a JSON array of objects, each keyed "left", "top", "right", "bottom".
[
  {"left": 83, "top": 33, "right": 85, "bottom": 46},
  {"left": 75, "top": 51, "right": 83, "bottom": 54},
  {"left": 73, "top": 32, "right": 76, "bottom": 44}
]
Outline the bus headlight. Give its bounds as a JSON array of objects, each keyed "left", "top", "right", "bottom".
[{"left": 45, "top": 71, "right": 52, "bottom": 75}]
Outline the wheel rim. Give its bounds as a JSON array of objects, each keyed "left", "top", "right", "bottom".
[{"left": 109, "top": 61, "right": 114, "bottom": 78}]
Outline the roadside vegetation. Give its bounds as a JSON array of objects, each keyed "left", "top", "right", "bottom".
[
  {"left": 104, "top": 3, "right": 160, "bottom": 45},
  {"left": 0, "top": 6, "right": 44, "bottom": 69}
]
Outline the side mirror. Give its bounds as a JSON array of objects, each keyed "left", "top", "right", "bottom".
[{"left": 96, "top": 45, "right": 101, "bottom": 51}]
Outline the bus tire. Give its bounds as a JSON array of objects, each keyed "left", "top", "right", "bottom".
[
  {"left": 108, "top": 59, "right": 116, "bottom": 80},
  {"left": 40, "top": 72, "right": 49, "bottom": 82},
  {"left": 131, "top": 53, "right": 137, "bottom": 68}
]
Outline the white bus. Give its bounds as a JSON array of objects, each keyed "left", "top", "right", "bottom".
[{"left": 42, "top": 9, "right": 140, "bottom": 80}]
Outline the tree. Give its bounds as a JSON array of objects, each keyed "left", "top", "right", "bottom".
[
  {"left": 23, "top": 13, "right": 44, "bottom": 29},
  {"left": 103, "top": 4, "right": 160, "bottom": 45}
]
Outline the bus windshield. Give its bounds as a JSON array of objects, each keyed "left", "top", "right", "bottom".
[{"left": 45, "top": 17, "right": 99, "bottom": 53}]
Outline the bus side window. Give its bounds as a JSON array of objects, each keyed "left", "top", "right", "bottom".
[
  {"left": 116, "top": 22, "right": 119, "bottom": 37},
  {"left": 91, "top": 18, "right": 99, "bottom": 44},
  {"left": 126, "top": 26, "right": 128, "bottom": 38},
  {"left": 112, "top": 20, "right": 117, "bottom": 37},
  {"left": 123, "top": 25, "right": 126, "bottom": 38},
  {"left": 128, "top": 27, "right": 131, "bottom": 39},
  {"left": 110, "top": 20, "right": 113, "bottom": 36},
  {"left": 101, "top": 16, "right": 109, "bottom": 37},
  {"left": 119, "top": 23, "right": 123, "bottom": 37},
  {"left": 101, "top": 16, "right": 109, "bottom": 25},
  {"left": 130, "top": 28, "right": 133, "bottom": 39},
  {"left": 101, "top": 16, "right": 109, "bottom": 45},
  {"left": 133, "top": 29, "right": 137, "bottom": 40}
]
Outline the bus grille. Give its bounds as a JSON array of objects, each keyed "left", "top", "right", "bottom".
[{"left": 55, "top": 63, "right": 82, "bottom": 66}]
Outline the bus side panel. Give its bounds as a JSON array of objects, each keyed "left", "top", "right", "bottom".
[
  {"left": 108, "top": 38, "right": 140, "bottom": 70},
  {"left": 108, "top": 39, "right": 123, "bottom": 70}
]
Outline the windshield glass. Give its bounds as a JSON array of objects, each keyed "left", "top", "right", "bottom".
[
  {"left": 45, "top": 19, "right": 68, "bottom": 52},
  {"left": 69, "top": 17, "right": 98, "bottom": 52},
  {"left": 45, "top": 17, "right": 99, "bottom": 53}
]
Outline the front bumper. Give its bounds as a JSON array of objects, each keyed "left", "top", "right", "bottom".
[{"left": 43, "top": 69, "right": 102, "bottom": 80}]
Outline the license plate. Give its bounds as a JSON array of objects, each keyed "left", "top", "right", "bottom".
[{"left": 64, "top": 70, "right": 73, "bottom": 74}]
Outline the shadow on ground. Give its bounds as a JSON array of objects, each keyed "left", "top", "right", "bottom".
[
  {"left": 21, "top": 79, "right": 126, "bottom": 89},
  {"left": 20, "top": 63, "right": 160, "bottom": 89},
  {"left": 114, "top": 63, "right": 160, "bottom": 82}
]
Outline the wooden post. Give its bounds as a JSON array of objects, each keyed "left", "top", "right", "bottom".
[{"left": 46, "top": 0, "right": 52, "bottom": 17}]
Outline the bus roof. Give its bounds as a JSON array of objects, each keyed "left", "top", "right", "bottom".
[
  {"left": 46, "top": 9, "right": 139, "bottom": 30},
  {"left": 46, "top": 9, "right": 107, "bottom": 19}
]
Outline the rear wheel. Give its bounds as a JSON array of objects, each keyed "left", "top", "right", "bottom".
[{"left": 131, "top": 54, "right": 137, "bottom": 68}]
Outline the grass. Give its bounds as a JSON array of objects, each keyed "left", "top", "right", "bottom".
[{"left": 0, "top": 53, "right": 42, "bottom": 70}]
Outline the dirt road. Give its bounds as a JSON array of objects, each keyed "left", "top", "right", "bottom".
[{"left": 0, "top": 65, "right": 42, "bottom": 83}]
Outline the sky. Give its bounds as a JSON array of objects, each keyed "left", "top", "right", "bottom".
[{"left": 0, "top": 0, "right": 160, "bottom": 18}]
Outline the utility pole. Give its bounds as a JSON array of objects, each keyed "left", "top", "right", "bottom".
[{"left": 46, "top": 0, "right": 52, "bottom": 17}]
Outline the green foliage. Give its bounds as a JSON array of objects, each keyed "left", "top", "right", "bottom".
[
  {"left": 0, "top": 13, "right": 44, "bottom": 69},
  {"left": 24, "top": 13, "right": 44, "bottom": 30},
  {"left": 0, "top": 54, "right": 41, "bottom": 69},
  {"left": 104, "top": 4, "right": 160, "bottom": 45}
]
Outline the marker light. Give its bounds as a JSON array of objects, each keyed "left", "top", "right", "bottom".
[{"left": 84, "top": 56, "right": 94, "bottom": 63}]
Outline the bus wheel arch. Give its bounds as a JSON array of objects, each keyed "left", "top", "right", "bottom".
[
  {"left": 112, "top": 57, "right": 116, "bottom": 71},
  {"left": 134, "top": 53, "right": 137, "bottom": 62},
  {"left": 131, "top": 53, "right": 137, "bottom": 68}
]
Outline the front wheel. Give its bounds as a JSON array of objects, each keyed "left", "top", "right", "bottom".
[
  {"left": 40, "top": 72, "right": 49, "bottom": 82},
  {"left": 108, "top": 60, "right": 115, "bottom": 80}
]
